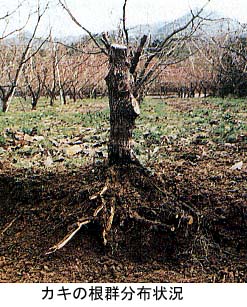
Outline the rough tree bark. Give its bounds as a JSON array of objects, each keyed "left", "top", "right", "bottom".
[{"left": 105, "top": 44, "right": 140, "bottom": 165}]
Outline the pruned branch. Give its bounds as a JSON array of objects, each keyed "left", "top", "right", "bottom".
[
  {"left": 101, "top": 32, "right": 111, "bottom": 51},
  {"left": 122, "top": 0, "right": 129, "bottom": 46},
  {"left": 130, "top": 34, "right": 148, "bottom": 74}
]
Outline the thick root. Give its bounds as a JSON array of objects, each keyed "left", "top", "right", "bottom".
[
  {"left": 45, "top": 217, "right": 92, "bottom": 255},
  {"left": 45, "top": 185, "right": 113, "bottom": 255}
]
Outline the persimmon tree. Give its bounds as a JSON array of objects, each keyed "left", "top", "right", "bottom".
[
  {"left": 213, "top": 35, "right": 247, "bottom": 97},
  {"left": 46, "top": 0, "right": 211, "bottom": 255},
  {"left": 23, "top": 51, "right": 48, "bottom": 110},
  {"left": 55, "top": 40, "right": 108, "bottom": 101},
  {"left": 190, "top": 26, "right": 247, "bottom": 98},
  {"left": 0, "top": 2, "right": 49, "bottom": 112},
  {"left": 59, "top": 0, "right": 210, "bottom": 165}
]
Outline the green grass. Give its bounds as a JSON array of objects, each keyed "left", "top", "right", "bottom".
[{"left": 0, "top": 96, "right": 246, "bottom": 169}]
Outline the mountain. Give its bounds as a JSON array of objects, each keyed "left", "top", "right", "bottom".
[
  {"left": 127, "top": 11, "right": 244, "bottom": 40},
  {"left": 4, "top": 10, "right": 245, "bottom": 46}
]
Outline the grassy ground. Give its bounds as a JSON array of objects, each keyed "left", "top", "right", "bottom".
[
  {"left": 0, "top": 96, "right": 246, "bottom": 282},
  {"left": 0, "top": 97, "right": 246, "bottom": 170}
]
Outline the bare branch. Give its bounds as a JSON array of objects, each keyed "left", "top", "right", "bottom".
[
  {"left": 59, "top": 0, "right": 108, "bottom": 55},
  {"left": 156, "top": 0, "right": 210, "bottom": 53},
  {"left": 18, "top": 5, "right": 49, "bottom": 66},
  {"left": 145, "top": 48, "right": 198, "bottom": 87},
  {"left": 0, "top": 9, "right": 31, "bottom": 40},
  {"left": 0, "top": 0, "right": 27, "bottom": 21},
  {"left": 22, "top": 36, "right": 50, "bottom": 65},
  {"left": 54, "top": 40, "right": 102, "bottom": 55},
  {"left": 134, "top": 41, "right": 188, "bottom": 93},
  {"left": 212, "top": 36, "right": 247, "bottom": 62},
  {"left": 3, "top": 2, "right": 49, "bottom": 111},
  {"left": 135, "top": 0, "right": 210, "bottom": 90}
]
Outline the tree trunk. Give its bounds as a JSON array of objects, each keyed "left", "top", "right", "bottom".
[
  {"left": 62, "top": 88, "right": 67, "bottom": 105},
  {"left": 105, "top": 44, "right": 140, "bottom": 165},
  {"left": 48, "top": 90, "right": 56, "bottom": 106},
  {"left": 31, "top": 98, "right": 38, "bottom": 110},
  {"left": 0, "top": 88, "right": 10, "bottom": 112},
  {"left": 2, "top": 99, "right": 8, "bottom": 112},
  {"left": 50, "top": 95, "right": 54, "bottom": 106}
]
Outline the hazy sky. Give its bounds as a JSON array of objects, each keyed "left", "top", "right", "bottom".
[{"left": 1, "top": 0, "right": 247, "bottom": 37}]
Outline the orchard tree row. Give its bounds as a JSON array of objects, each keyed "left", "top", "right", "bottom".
[{"left": 0, "top": 1, "right": 247, "bottom": 114}]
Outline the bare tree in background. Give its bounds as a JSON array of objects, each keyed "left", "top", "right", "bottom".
[
  {"left": 23, "top": 52, "right": 48, "bottom": 110},
  {"left": 44, "top": 38, "right": 58, "bottom": 106},
  {"left": 191, "top": 20, "right": 247, "bottom": 98},
  {"left": 213, "top": 34, "right": 247, "bottom": 97},
  {"left": 0, "top": 2, "right": 49, "bottom": 112}
]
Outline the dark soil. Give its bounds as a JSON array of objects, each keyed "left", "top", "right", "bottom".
[{"left": 0, "top": 156, "right": 246, "bottom": 283}]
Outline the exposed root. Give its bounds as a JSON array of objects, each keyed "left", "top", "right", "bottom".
[
  {"left": 45, "top": 185, "right": 114, "bottom": 255},
  {"left": 102, "top": 204, "right": 115, "bottom": 246},
  {"left": 45, "top": 217, "right": 92, "bottom": 255},
  {"left": 90, "top": 185, "right": 108, "bottom": 200},
  {"left": 44, "top": 163, "right": 219, "bottom": 261},
  {"left": 93, "top": 204, "right": 104, "bottom": 217},
  {"left": 129, "top": 211, "right": 174, "bottom": 231},
  {"left": 0, "top": 215, "right": 21, "bottom": 239}
]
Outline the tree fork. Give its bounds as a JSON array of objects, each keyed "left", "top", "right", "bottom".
[{"left": 105, "top": 44, "right": 140, "bottom": 165}]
